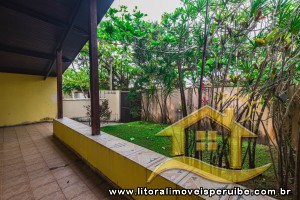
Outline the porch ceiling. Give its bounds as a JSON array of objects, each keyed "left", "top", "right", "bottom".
[{"left": 0, "top": 0, "right": 113, "bottom": 77}]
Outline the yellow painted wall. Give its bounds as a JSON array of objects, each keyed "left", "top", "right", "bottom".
[{"left": 0, "top": 72, "right": 57, "bottom": 126}]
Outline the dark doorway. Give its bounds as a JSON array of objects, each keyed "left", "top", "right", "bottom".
[{"left": 120, "top": 91, "right": 140, "bottom": 123}]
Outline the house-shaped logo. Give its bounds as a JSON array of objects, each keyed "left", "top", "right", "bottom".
[{"left": 147, "top": 105, "right": 271, "bottom": 183}]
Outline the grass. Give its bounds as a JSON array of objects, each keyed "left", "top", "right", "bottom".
[
  {"left": 102, "top": 121, "right": 287, "bottom": 199},
  {"left": 102, "top": 121, "right": 171, "bottom": 156}
]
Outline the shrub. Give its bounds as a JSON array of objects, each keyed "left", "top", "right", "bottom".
[{"left": 84, "top": 99, "right": 112, "bottom": 125}]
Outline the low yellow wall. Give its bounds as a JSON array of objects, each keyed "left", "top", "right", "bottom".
[
  {"left": 53, "top": 118, "right": 201, "bottom": 200},
  {"left": 0, "top": 72, "right": 57, "bottom": 126}
]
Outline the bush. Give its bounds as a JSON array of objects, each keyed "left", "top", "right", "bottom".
[{"left": 84, "top": 99, "right": 112, "bottom": 125}]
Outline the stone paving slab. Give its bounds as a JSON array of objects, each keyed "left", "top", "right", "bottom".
[{"left": 0, "top": 122, "right": 126, "bottom": 200}]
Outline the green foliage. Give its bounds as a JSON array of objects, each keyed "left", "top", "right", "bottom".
[
  {"left": 64, "top": 0, "right": 300, "bottom": 94},
  {"left": 250, "top": 0, "right": 267, "bottom": 17},
  {"left": 290, "top": 10, "right": 300, "bottom": 34},
  {"left": 62, "top": 64, "right": 90, "bottom": 95},
  {"left": 85, "top": 99, "right": 112, "bottom": 122}
]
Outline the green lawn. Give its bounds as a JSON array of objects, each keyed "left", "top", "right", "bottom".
[
  {"left": 102, "top": 121, "right": 171, "bottom": 156},
  {"left": 102, "top": 121, "right": 283, "bottom": 199},
  {"left": 102, "top": 121, "right": 272, "bottom": 167}
]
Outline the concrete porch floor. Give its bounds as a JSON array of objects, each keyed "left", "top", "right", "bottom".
[{"left": 0, "top": 122, "right": 126, "bottom": 200}]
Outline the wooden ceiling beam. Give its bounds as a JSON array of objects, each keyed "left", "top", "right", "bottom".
[
  {"left": 0, "top": 44, "right": 71, "bottom": 62},
  {"left": 44, "top": 0, "right": 83, "bottom": 80}
]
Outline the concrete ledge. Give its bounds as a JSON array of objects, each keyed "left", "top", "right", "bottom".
[{"left": 53, "top": 118, "right": 275, "bottom": 200}]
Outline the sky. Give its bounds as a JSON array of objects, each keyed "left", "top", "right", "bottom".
[{"left": 111, "top": 0, "right": 182, "bottom": 22}]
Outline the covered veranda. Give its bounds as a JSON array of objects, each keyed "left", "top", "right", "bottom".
[{"left": 0, "top": 0, "right": 126, "bottom": 199}]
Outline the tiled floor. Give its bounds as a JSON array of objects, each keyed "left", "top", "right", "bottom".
[{"left": 0, "top": 122, "right": 126, "bottom": 200}]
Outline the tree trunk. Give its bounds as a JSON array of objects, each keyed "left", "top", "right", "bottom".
[
  {"left": 294, "top": 118, "right": 300, "bottom": 199},
  {"left": 177, "top": 61, "right": 188, "bottom": 155},
  {"left": 196, "top": 0, "right": 209, "bottom": 159}
]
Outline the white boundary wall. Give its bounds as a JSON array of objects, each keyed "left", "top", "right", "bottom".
[{"left": 63, "top": 90, "right": 121, "bottom": 121}]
